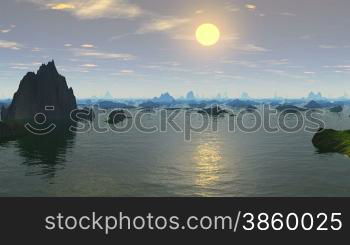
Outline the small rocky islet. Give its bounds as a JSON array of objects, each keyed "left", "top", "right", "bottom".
[
  {"left": 107, "top": 109, "right": 134, "bottom": 124},
  {"left": 312, "top": 129, "right": 350, "bottom": 157},
  {"left": 329, "top": 105, "right": 343, "bottom": 113}
]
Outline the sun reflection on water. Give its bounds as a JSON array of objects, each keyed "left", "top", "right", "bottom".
[{"left": 193, "top": 141, "right": 223, "bottom": 191}]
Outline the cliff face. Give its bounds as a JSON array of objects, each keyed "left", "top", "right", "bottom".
[{"left": 2, "top": 61, "right": 77, "bottom": 121}]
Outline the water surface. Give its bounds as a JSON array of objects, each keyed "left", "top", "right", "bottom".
[{"left": 1, "top": 107, "right": 350, "bottom": 197}]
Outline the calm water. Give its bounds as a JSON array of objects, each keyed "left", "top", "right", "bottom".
[{"left": 1, "top": 107, "right": 350, "bottom": 197}]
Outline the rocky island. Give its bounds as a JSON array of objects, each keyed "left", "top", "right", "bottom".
[
  {"left": 329, "top": 105, "right": 343, "bottom": 113},
  {"left": 1, "top": 60, "right": 77, "bottom": 121},
  {"left": 107, "top": 110, "right": 131, "bottom": 124},
  {"left": 198, "top": 105, "right": 228, "bottom": 116},
  {"left": 0, "top": 61, "right": 78, "bottom": 141},
  {"left": 276, "top": 104, "right": 307, "bottom": 113},
  {"left": 312, "top": 129, "right": 350, "bottom": 157}
]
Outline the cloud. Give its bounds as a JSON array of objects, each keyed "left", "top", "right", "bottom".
[
  {"left": 10, "top": 66, "right": 29, "bottom": 70},
  {"left": 173, "top": 33, "right": 239, "bottom": 42},
  {"left": 245, "top": 4, "right": 257, "bottom": 10},
  {"left": 64, "top": 43, "right": 73, "bottom": 47},
  {"left": 225, "top": 3, "right": 240, "bottom": 12},
  {"left": 10, "top": 62, "right": 41, "bottom": 69},
  {"left": 172, "top": 34, "right": 195, "bottom": 41},
  {"left": 81, "top": 64, "right": 98, "bottom": 67},
  {"left": 111, "top": 69, "right": 135, "bottom": 76},
  {"left": 75, "top": 49, "right": 135, "bottom": 60},
  {"left": 262, "top": 59, "right": 289, "bottom": 65},
  {"left": 234, "top": 44, "right": 268, "bottom": 52},
  {"left": 11, "top": 62, "right": 41, "bottom": 66},
  {"left": 280, "top": 12, "right": 296, "bottom": 17},
  {"left": 0, "top": 24, "right": 16, "bottom": 33},
  {"left": 221, "top": 60, "right": 258, "bottom": 68},
  {"left": 24, "top": 0, "right": 143, "bottom": 19},
  {"left": 0, "top": 40, "right": 22, "bottom": 50},
  {"left": 120, "top": 69, "right": 134, "bottom": 73},
  {"left": 81, "top": 44, "right": 94, "bottom": 48},
  {"left": 49, "top": 3, "right": 75, "bottom": 10},
  {"left": 319, "top": 45, "right": 337, "bottom": 49},
  {"left": 137, "top": 17, "right": 190, "bottom": 34}
]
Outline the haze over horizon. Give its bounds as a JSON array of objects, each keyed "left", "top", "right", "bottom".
[{"left": 1, "top": 0, "right": 350, "bottom": 99}]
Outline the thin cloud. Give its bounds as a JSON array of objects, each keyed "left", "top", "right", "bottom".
[
  {"left": 0, "top": 40, "right": 22, "bottom": 50},
  {"left": 0, "top": 29, "right": 11, "bottom": 33},
  {"left": 75, "top": 49, "right": 135, "bottom": 60},
  {"left": 172, "top": 34, "right": 195, "bottom": 41},
  {"left": 11, "top": 62, "right": 41, "bottom": 66},
  {"left": 280, "top": 12, "right": 296, "bottom": 17},
  {"left": 49, "top": 3, "right": 75, "bottom": 10},
  {"left": 111, "top": 69, "right": 135, "bottom": 76},
  {"left": 0, "top": 24, "right": 16, "bottom": 33},
  {"left": 81, "top": 44, "right": 94, "bottom": 48},
  {"left": 10, "top": 62, "right": 41, "bottom": 69},
  {"left": 221, "top": 60, "right": 258, "bottom": 68},
  {"left": 245, "top": 4, "right": 257, "bottom": 10},
  {"left": 174, "top": 33, "right": 239, "bottom": 42},
  {"left": 137, "top": 17, "right": 190, "bottom": 34},
  {"left": 81, "top": 64, "right": 98, "bottom": 68},
  {"left": 262, "top": 59, "right": 289, "bottom": 65},
  {"left": 120, "top": 69, "right": 134, "bottom": 73},
  {"left": 23, "top": 0, "right": 143, "bottom": 19},
  {"left": 10, "top": 66, "right": 29, "bottom": 70},
  {"left": 234, "top": 44, "right": 269, "bottom": 52},
  {"left": 319, "top": 45, "right": 337, "bottom": 49},
  {"left": 225, "top": 3, "right": 240, "bottom": 12}
]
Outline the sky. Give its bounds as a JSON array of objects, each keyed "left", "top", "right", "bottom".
[{"left": 0, "top": 0, "right": 350, "bottom": 99}]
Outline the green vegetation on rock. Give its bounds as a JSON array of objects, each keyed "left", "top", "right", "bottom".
[{"left": 312, "top": 129, "right": 350, "bottom": 156}]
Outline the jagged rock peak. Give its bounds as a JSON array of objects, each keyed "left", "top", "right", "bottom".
[
  {"left": 37, "top": 60, "right": 58, "bottom": 75},
  {"left": 1, "top": 60, "right": 77, "bottom": 121}
]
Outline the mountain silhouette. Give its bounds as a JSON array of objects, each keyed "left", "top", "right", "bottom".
[{"left": 1, "top": 60, "right": 77, "bottom": 121}]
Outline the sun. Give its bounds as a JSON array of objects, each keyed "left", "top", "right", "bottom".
[{"left": 196, "top": 24, "right": 221, "bottom": 47}]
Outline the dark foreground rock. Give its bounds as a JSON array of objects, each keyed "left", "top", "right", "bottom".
[
  {"left": 312, "top": 129, "right": 350, "bottom": 157},
  {"left": 0, "top": 121, "right": 26, "bottom": 142},
  {"left": 1, "top": 60, "right": 77, "bottom": 122}
]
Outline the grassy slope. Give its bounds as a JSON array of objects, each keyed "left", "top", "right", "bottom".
[{"left": 312, "top": 129, "right": 350, "bottom": 156}]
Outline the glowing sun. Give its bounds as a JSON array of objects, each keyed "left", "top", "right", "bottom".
[{"left": 196, "top": 24, "right": 221, "bottom": 46}]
